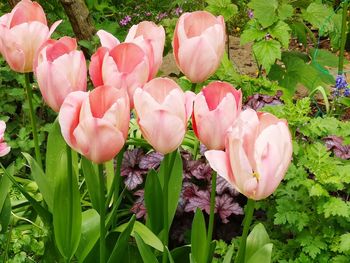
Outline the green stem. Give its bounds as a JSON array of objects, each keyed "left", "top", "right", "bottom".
[
  {"left": 191, "top": 83, "right": 197, "bottom": 93},
  {"left": 24, "top": 73, "right": 42, "bottom": 168},
  {"left": 162, "top": 151, "right": 177, "bottom": 263},
  {"left": 236, "top": 199, "right": 255, "bottom": 263},
  {"left": 338, "top": 0, "right": 349, "bottom": 74},
  {"left": 98, "top": 164, "right": 106, "bottom": 263},
  {"left": 66, "top": 144, "right": 73, "bottom": 263},
  {"left": 206, "top": 171, "right": 217, "bottom": 262}
]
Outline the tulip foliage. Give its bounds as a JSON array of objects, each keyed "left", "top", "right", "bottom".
[{"left": 0, "top": 1, "right": 295, "bottom": 263}]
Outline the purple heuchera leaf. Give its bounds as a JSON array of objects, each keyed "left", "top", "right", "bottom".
[
  {"left": 215, "top": 194, "right": 243, "bottom": 223},
  {"left": 323, "top": 135, "right": 350, "bottom": 159},
  {"left": 216, "top": 176, "right": 239, "bottom": 196},
  {"left": 122, "top": 148, "right": 144, "bottom": 169},
  {"left": 139, "top": 152, "right": 163, "bottom": 170},
  {"left": 130, "top": 190, "right": 146, "bottom": 219},
  {"left": 124, "top": 171, "right": 144, "bottom": 190},
  {"left": 184, "top": 189, "right": 211, "bottom": 214},
  {"left": 244, "top": 91, "right": 283, "bottom": 110}
]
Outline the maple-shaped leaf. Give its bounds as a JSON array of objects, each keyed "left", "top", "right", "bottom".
[
  {"left": 244, "top": 91, "right": 283, "bottom": 110},
  {"left": 139, "top": 151, "right": 163, "bottom": 170},
  {"left": 323, "top": 135, "right": 350, "bottom": 159},
  {"left": 130, "top": 190, "right": 146, "bottom": 219},
  {"left": 216, "top": 176, "right": 239, "bottom": 196},
  {"left": 215, "top": 194, "right": 243, "bottom": 223},
  {"left": 124, "top": 170, "right": 144, "bottom": 190},
  {"left": 184, "top": 189, "right": 211, "bottom": 214}
]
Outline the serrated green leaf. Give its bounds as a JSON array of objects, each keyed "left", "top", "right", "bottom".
[
  {"left": 278, "top": 3, "right": 294, "bottom": 20},
  {"left": 323, "top": 197, "right": 350, "bottom": 218},
  {"left": 205, "top": 0, "right": 238, "bottom": 21},
  {"left": 302, "top": 3, "right": 334, "bottom": 34},
  {"left": 253, "top": 40, "right": 281, "bottom": 73},
  {"left": 309, "top": 184, "right": 329, "bottom": 197},
  {"left": 248, "top": 0, "right": 278, "bottom": 28},
  {"left": 240, "top": 21, "right": 267, "bottom": 45},
  {"left": 339, "top": 233, "right": 350, "bottom": 253},
  {"left": 269, "top": 21, "right": 291, "bottom": 48}
]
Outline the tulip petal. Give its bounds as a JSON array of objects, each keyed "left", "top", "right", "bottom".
[
  {"left": 9, "top": 0, "right": 47, "bottom": 28},
  {"left": 89, "top": 47, "right": 109, "bottom": 87},
  {"left": 59, "top": 91, "right": 89, "bottom": 149},
  {"left": 177, "top": 36, "right": 218, "bottom": 83},
  {"left": 73, "top": 118, "right": 125, "bottom": 163},
  {"left": 205, "top": 150, "right": 231, "bottom": 184},
  {"left": 138, "top": 109, "right": 185, "bottom": 154},
  {"left": 97, "top": 30, "right": 120, "bottom": 50}
]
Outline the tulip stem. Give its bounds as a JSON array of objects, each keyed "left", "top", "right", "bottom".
[
  {"left": 206, "top": 171, "right": 217, "bottom": 261},
  {"left": 236, "top": 198, "right": 255, "bottom": 263},
  {"left": 162, "top": 151, "right": 177, "bottom": 263},
  {"left": 338, "top": 0, "right": 348, "bottom": 75},
  {"left": 98, "top": 163, "right": 106, "bottom": 263},
  {"left": 24, "top": 73, "right": 42, "bottom": 168}
]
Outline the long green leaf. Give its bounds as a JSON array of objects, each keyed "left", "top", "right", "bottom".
[
  {"left": 246, "top": 244, "right": 273, "bottom": 263},
  {"left": 0, "top": 194, "right": 11, "bottom": 233},
  {"left": 171, "top": 245, "right": 191, "bottom": 263},
  {"left": 145, "top": 169, "right": 163, "bottom": 234},
  {"left": 245, "top": 223, "right": 270, "bottom": 262},
  {"left": 53, "top": 160, "right": 82, "bottom": 261},
  {"left": 81, "top": 157, "right": 100, "bottom": 211},
  {"left": 76, "top": 209, "right": 100, "bottom": 262},
  {"left": 191, "top": 209, "right": 208, "bottom": 263},
  {"left": 114, "top": 221, "right": 164, "bottom": 252},
  {"left": 0, "top": 164, "right": 13, "bottom": 212},
  {"left": 223, "top": 244, "right": 235, "bottom": 263},
  {"left": 23, "top": 153, "right": 53, "bottom": 211},
  {"left": 0, "top": 163, "right": 51, "bottom": 224},
  {"left": 134, "top": 232, "right": 159, "bottom": 263},
  {"left": 108, "top": 215, "right": 136, "bottom": 263}
]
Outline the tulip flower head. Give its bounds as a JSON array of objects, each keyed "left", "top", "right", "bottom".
[
  {"left": 0, "top": 120, "right": 10, "bottom": 157},
  {"left": 125, "top": 21, "right": 165, "bottom": 80},
  {"left": 205, "top": 109, "right": 292, "bottom": 200},
  {"left": 193, "top": 81, "right": 242, "bottom": 150},
  {"left": 173, "top": 11, "right": 226, "bottom": 83},
  {"left": 133, "top": 77, "right": 195, "bottom": 154},
  {"left": 0, "top": 0, "right": 61, "bottom": 72},
  {"left": 35, "top": 37, "right": 87, "bottom": 112},
  {"left": 59, "top": 86, "right": 130, "bottom": 164},
  {"left": 89, "top": 30, "right": 149, "bottom": 107}
]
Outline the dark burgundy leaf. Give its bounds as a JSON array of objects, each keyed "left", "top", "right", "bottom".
[
  {"left": 215, "top": 194, "right": 243, "bottom": 223},
  {"left": 184, "top": 189, "right": 211, "bottom": 214},
  {"left": 216, "top": 176, "right": 239, "bottom": 196},
  {"left": 122, "top": 148, "right": 144, "bottom": 168},
  {"left": 323, "top": 135, "right": 350, "bottom": 159},
  {"left": 244, "top": 91, "right": 283, "bottom": 111},
  {"left": 130, "top": 190, "right": 146, "bottom": 219},
  {"left": 124, "top": 170, "right": 144, "bottom": 190},
  {"left": 139, "top": 151, "right": 163, "bottom": 170}
]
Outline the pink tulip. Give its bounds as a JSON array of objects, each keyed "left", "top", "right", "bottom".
[
  {"left": 59, "top": 86, "right": 130, "bottom": 163},
  {"left": 89, "top": 31, "right": 149, "bottom": 107},
  {"left": 0, "top": 120, "right": 10, "bottom": 157},
  {"left": 193, "top": 81, "right": 242, "bottom": 150},
  {"left": 173, "top": 11, "right": 226, "bottom": 83},
  {"left": 205, "top": 109, "right": 292, "bottom": 200},
  {"left": 125, "top": 21, "right": 165, "bottom": 79},
  {"left": 0, "top": 0, "right": 61, "bottom": 72},
  {"left": 34, "top": 36, "right": 87, "bottom": 112},
  {"left": 133, "top": 77, "right": 195, "bottom": 154}
]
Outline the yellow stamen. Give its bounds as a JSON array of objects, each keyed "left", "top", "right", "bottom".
[{"left": 252, "top": 171, "right": 260, "bottom": 180}]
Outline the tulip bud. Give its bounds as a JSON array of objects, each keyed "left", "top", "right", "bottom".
[
  {"left": 205, "top": 109, "right": 292, "bottom": 200},
  {"left": 35, "top": 36, "right": 87, "bottom": 112},
  {"left": 59, "top": 86, "right": 130, "bottom": 163},
  {"left": 125, "top": 21, "right": 165, "bottom": 80},
  {"left": 133, "top": 77, "right": 195, "bottom": 154},
  {"left": 173, "top": 11, "right": 226, "bottom": 83},
  {"left": 193, "top": 81, "right": 242, "bottom": 150},
  {"left": 0, "top": 0, "right": 61, "bottom": 72},
  {"left": 0, "top": 120, "right": 10, "bottom": 157}
]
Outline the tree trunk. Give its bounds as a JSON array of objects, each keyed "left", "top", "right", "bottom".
[
  {"left": 59, "top": 0, "right": 96, "bottom": 41},
  {"left": 8, "top": 0, "right": 21, "bottom": 8}
]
